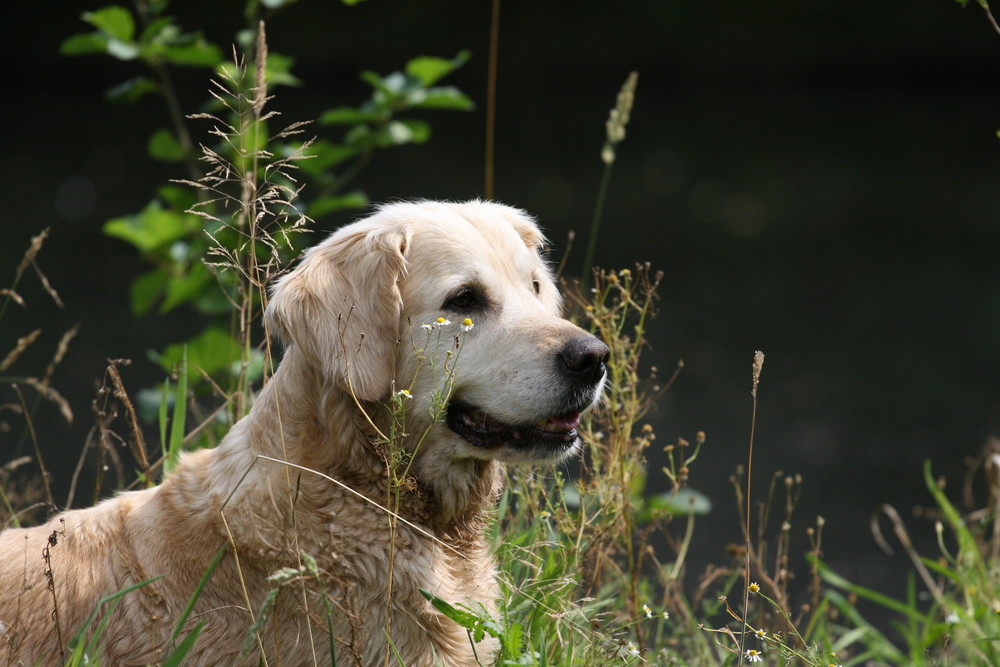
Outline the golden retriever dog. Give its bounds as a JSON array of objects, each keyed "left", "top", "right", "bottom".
[{"left": 0, "top": 200, "right": 608, "bottom": 666}]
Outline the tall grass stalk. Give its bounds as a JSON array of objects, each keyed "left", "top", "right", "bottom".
[
  {"left": 484, "top": 0, "right": 501, "bottom": 200},
  {"left": 580, "top": 71, "right": 637, "bottom": 293},
  {"left": 739, "top": 350, "right": 765, "bottom": 663},
  {"left": 177, "top": 20, "right": 313, "bottom": 421}
]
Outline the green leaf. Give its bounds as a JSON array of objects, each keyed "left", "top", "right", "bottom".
[
  {"left": 160, "top": 262, "right": 213, "bottom": 314},
  {"left": 164, "top": 347, "right": 188, "bottom": 473},
  {"left": 344, "top": 124, "right": 375, "bottom": 150},
  {"left": 156, "top": 184, "right": 198, "bottom": 211},
  {"left": 106, "top": 38, "right": 140, "bottom": 60},
  {"left": 60, "top": 33, "right": 110, "bottom": 56},
  {"left": 138, "top": 15, "right": 176, "bottom": 44},
  {"left": 82, "top": 6, "right": 135, "bottom": 42},
  {"left": 162, "top": 623, "right": 204, "bottom": 667},
  {"left": 157, "top": 380, "right": 169, "bottom": 450},
  {"left": 375, "top": 120, "right": 431, "bottom": 147},
  {"left": 65, "top": 576, "right": 164, "bottom": 658},
  {"left": 298, "top": 140, "right": 360, "bottom": 175},
  {"left": 419, "top": 590, "right": 482, "bottom": 630},
  {"left": 161, "top": 39, "right": 223, "bottom": 67},
  {"left": 359, "top": 69, "right": 391, "bottom": 93},
  {"left": 265, "top": 52, "right": 302, "bottom": 87},
  {"left": 340, "top": 0, "right": 368, "bottom": 5},
  {"left": 319, "top": 107, "right": 382, "bottom": 126},
  {"left": 148, "top": 128, "right": 185, "bottom": 162},
  {"left": 169, "top": 545, "right": 226, "bottom": 647},
  {"left": 129, "top": 268, "right": 169, "bottom": 316},
  {"left": 306, "top": 191, "right": 369, "bottom": 218},
  {"left": 642, "top": 488, "right": 712, "bottom": 518},
  {"left": 104, "top": 201, "right": 189, "bottom": 253},
  {"left": 105, "top": 76, "right": 159, "bottom": 103},
  {"left": 500, "top": 620, "right": 525, "bottom": 661},
  {"left": 811, "top": 555, "right": 928, "bottom": 622},
  {"left": 923, "top": 460, "right": 987, "bottom": 578},
  {"left": 407, "top": 86, "right": 475, "bottom": 111},
  {"left": 405, "top": 51, "right": 470, "bottom": 87},
  {"left": 157, "top": 327, "right": 242, "bottom": 376},
  {"left": 62, "top": 29, "right": 140, "bottom": 61}
]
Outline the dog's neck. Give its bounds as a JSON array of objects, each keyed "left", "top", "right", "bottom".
[{"left": 209, "top": 347, "right": 503, "bottom": 541}]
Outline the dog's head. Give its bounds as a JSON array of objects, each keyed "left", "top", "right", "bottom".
[{"left": 266, "top": 200, "right": 608, "bottom": 464}]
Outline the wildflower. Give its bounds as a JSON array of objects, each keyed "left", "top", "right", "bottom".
[
  {"left": 395, "top": 389, "right": 412, "bottom": 400},
  {"left": 661, "top": 610, "right": 670, "bottom": 620},
  {"left": 420, "top": 323, "right": 434, "bottom": 331},
  {"left": 748, "top": 582, "right": 760, "bottom": 594},
  {"left": 754, "top": 628, "right": 767, "bottom": 640},
  {"left": 745, "top": 648, "right": 764, "bottom": 662},
  {"left": 945, "top": 612, "right": 959, "bottom": 625},
  {"left": 642, "top": 603, "right": 652, "bottom": 619},
  {"left": 435, "top": 317, "right": 451, "bottom": 327},
  {"left": 625, "top": 641, "right": 640, "bottom": 658},
  {"left": 538, "top": 510, "right": 551, "bottom": 519},
  {"left": 460, "top": 317, "right": 474, "bottom": 332}
]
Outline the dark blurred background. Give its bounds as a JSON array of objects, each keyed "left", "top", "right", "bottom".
[{"left": 3, "top": 0, "right": 1000, "bottom": 629}]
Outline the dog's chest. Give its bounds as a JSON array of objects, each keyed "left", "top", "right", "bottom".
[{"left": 271, "top": 525, "right": 496, "bottom": 666}]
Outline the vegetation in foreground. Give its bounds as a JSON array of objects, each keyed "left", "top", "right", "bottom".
[{"left": 2, "top": 1, "right": 999, "bottom": 664}]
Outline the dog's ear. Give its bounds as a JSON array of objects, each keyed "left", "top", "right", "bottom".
[
  {"left": 265, "top": 219, "right": 409, "bottom": 401},
  {"left": 491, "top": 203, "right": 546, "bottom": 252}
]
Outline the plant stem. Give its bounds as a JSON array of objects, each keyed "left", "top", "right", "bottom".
[
  {"left": 484, "top": 0, "right": 501, "bottom": 199},
  {"left": 580, "top": 161, "right": 613, "bottom": 293}
]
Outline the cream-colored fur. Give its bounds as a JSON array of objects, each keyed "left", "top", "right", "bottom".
[{"left": 0, "top": 200, "right": 608, "bottom": 666}]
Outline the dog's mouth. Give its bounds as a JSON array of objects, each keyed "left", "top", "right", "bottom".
[{"left": 446, "top": 401, "right": 582, "bottom": 451}]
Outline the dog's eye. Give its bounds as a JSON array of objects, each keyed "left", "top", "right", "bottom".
[
  {"left": 532, "top": 280, "right": 541, "bottom": 295},
  {"left": 446, "top": 288, "right": 480, "bottom": 311}
]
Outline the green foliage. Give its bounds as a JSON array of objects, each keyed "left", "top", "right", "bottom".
[
  {"left": 61, "top": 5, "right": 221, "bottom": 68},
  {"left": 798, "top": 460, "right": 1000, "bottom": 666},
  {"left": 62, "top": 1, "right": 473, "bottom": 447},
  {"left": 421, "top": 589, "right": 533, "bottom": 665},
  {"left": 304, "top": 50, "right": 472, "bottom": 217},
  {"left": 162, "top": 346, "right": 187, "bottom": 475}
]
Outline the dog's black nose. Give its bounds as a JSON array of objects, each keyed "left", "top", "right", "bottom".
[{"left": 559, "top": 336, "right": 610, "bottom": 385}]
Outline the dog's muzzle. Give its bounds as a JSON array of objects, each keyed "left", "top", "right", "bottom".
[{"left": 446, "top": 335, "right": 609, "bottom": 452}]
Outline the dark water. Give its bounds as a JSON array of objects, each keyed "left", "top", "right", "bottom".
[{"left": 3, "top": 0, "right": 1000, "bottom": 636}]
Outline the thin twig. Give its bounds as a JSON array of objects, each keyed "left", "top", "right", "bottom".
[
  {"left": 484, "top": 0, "right": 501, "bottom": 199},
  {"left": 13, "top": 384, "right": 54, "bottom": 507},
  {"left": 105, "top": 359, "right": 153, "bottom": 487}
]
